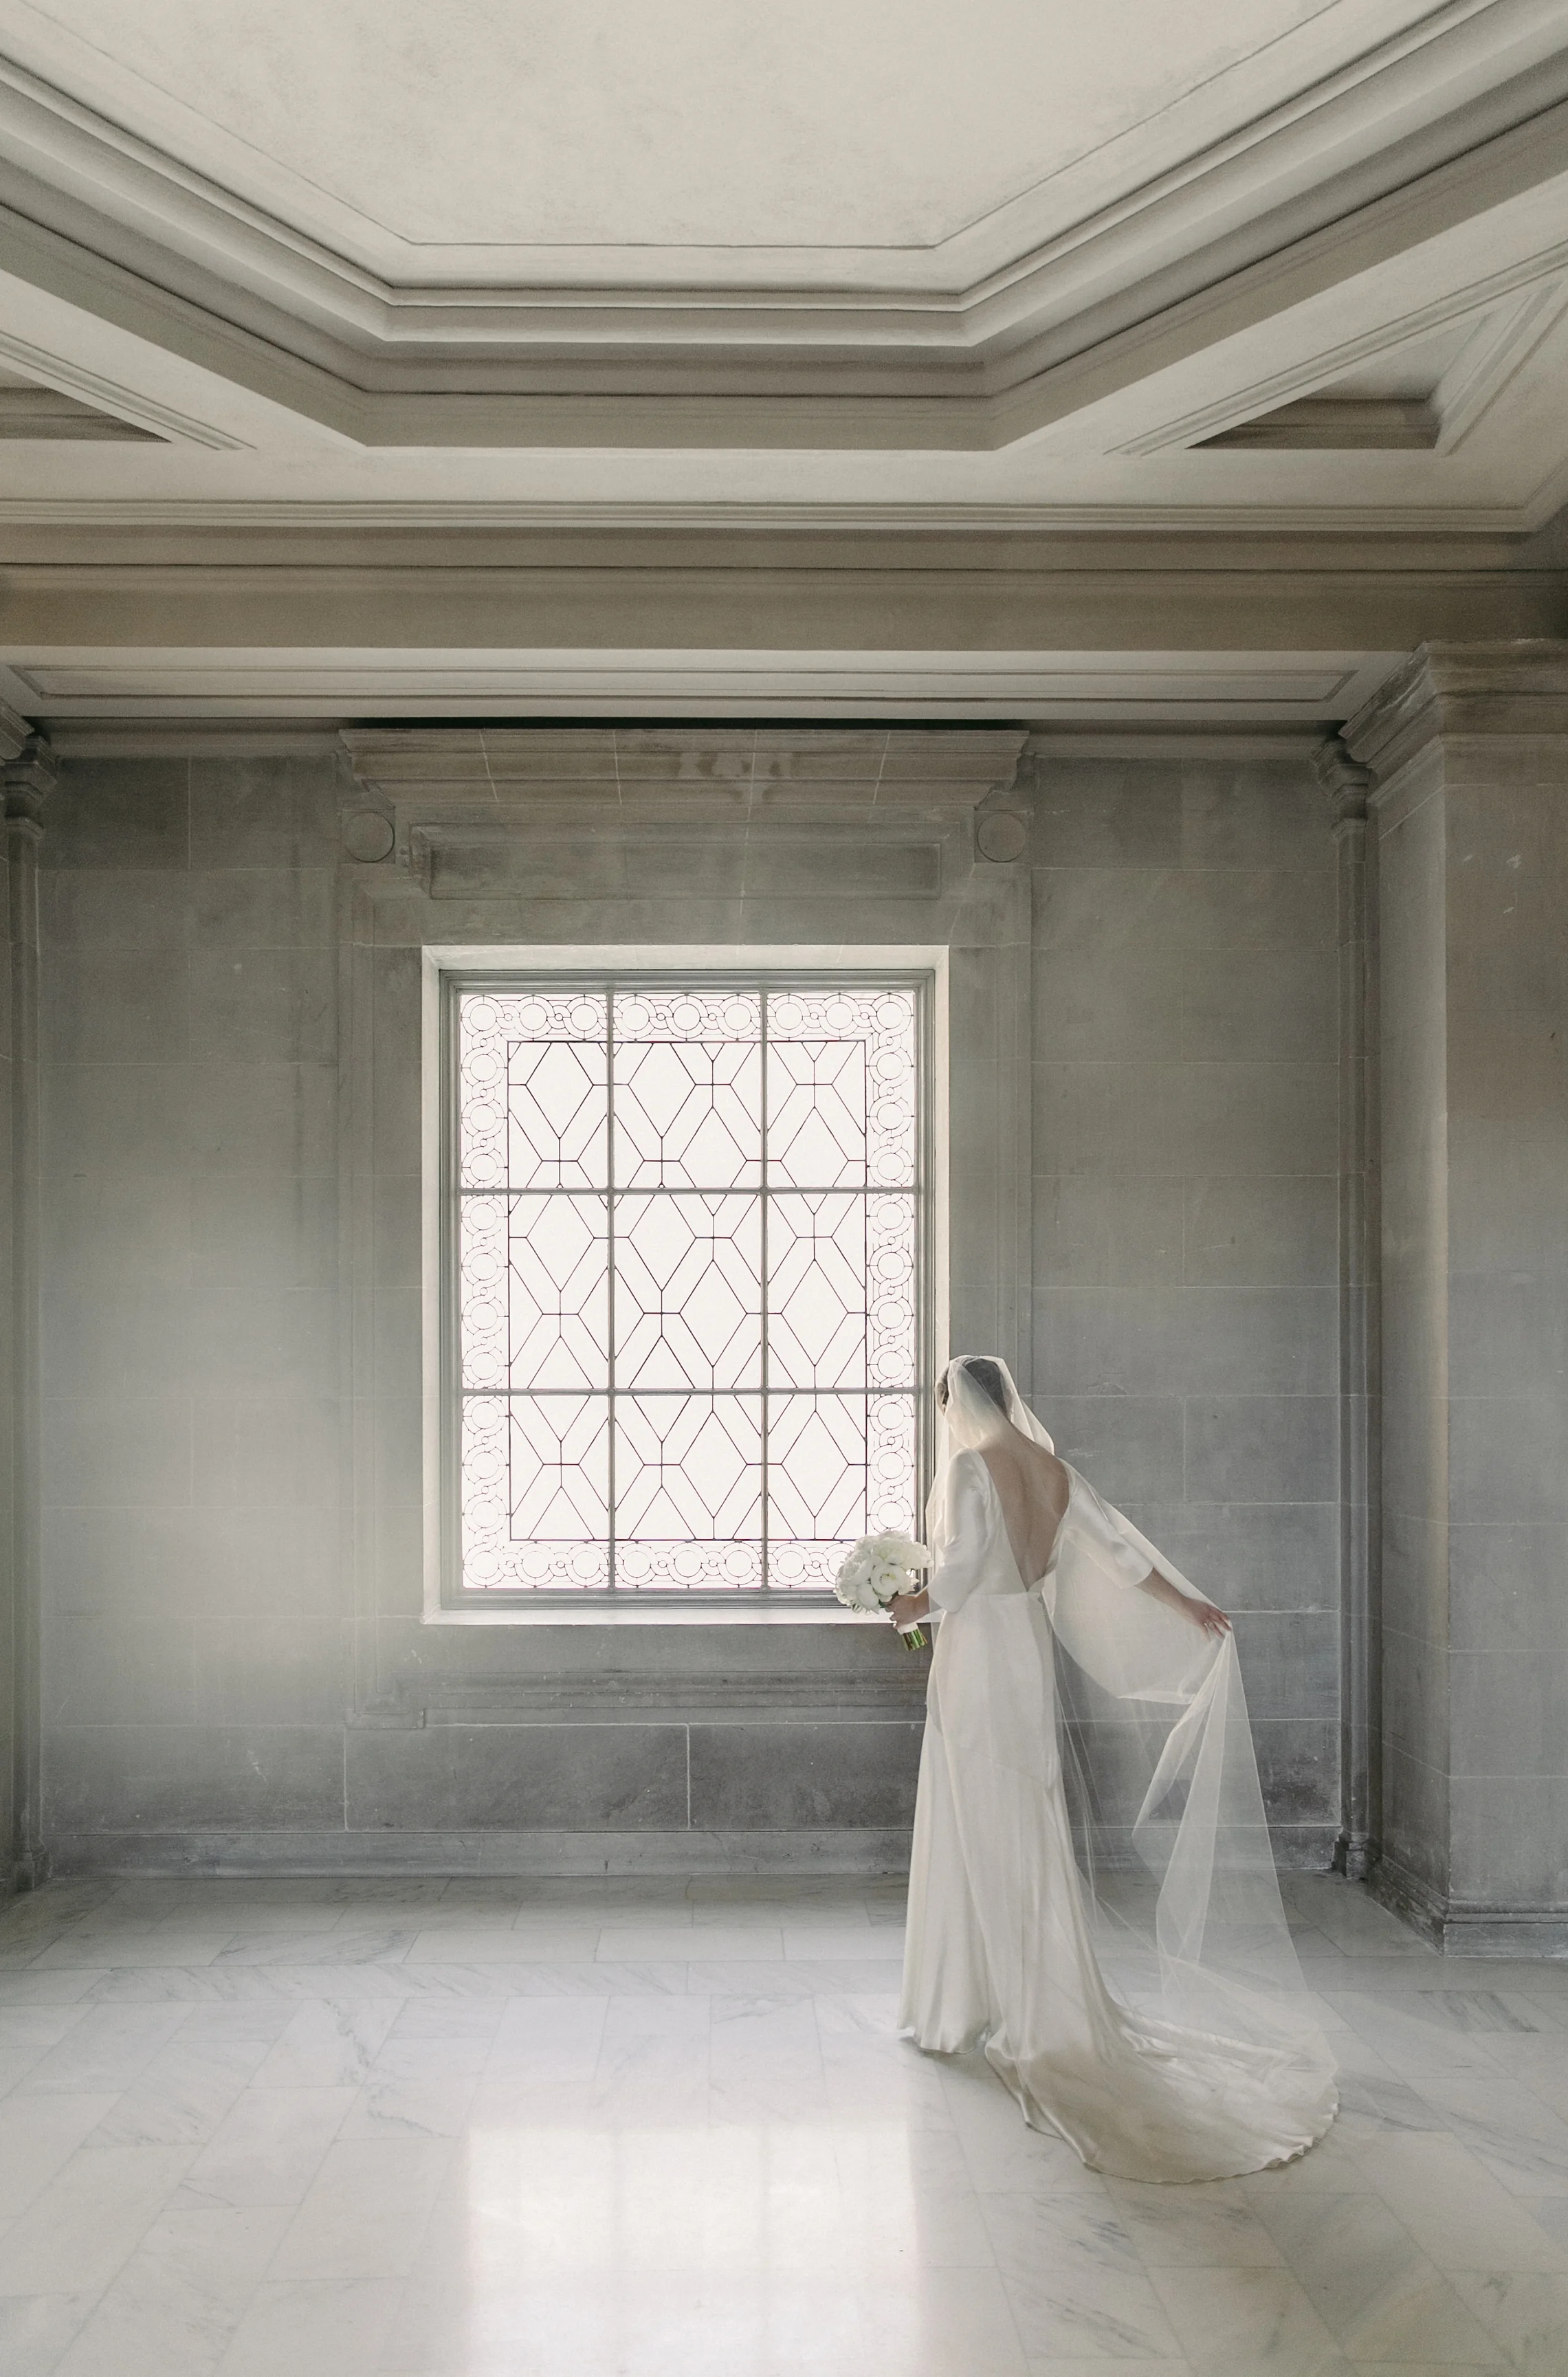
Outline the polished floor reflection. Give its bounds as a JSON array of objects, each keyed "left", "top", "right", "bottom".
[{"left": 0, "top": 1872, "right": 1565, "bottom": 2374}]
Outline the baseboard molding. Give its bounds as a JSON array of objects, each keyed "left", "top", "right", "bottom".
[
  {"left": 1367, "top": 1853, "right": 1568, "bottom": 1957},
  {"left": 2, "top": 1848, "right": 49, "bottom": 1899},
  {"left": 43, "top": 1821, "right": 1336, "bottom": 1883},
  {"left": 44, "top": 1827, "right": 916, "bottom": 1880},
  {"left": 1271, "top": 1827, "right": 1340, "bottom": 1873}
]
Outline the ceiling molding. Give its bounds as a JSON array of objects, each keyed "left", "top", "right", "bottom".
[
  {"left": 1433, "top": 280, "right": 1568, "bottom": 448},
  {"left": 0, "top": 647, "right": 1405, "bottom": 725},
  {"left": 8, "top": 4, "right": 1561, "bottom": 335},
  {"left": 0, "top": 499, "right": 1541, "bottom": 538},
  {"left": 0, "top": 383, "right": 161, "bottom": 438},
  {"left": 0, "top": 324, "right": 247, "bottom": 447},
  {"left": 1196, "top": 397, "right": 1440, "bottom": 450},
  {"left": 1, "top": 10, "right": 1567, "bottom": 452},
  {"left": 1116, "top": 263, "right": 1568, "bottom": 455}
]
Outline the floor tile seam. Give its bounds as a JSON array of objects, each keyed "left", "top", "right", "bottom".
[
  {"left": 1411, "top": 2102, "right": 1568, "bottom": 2224},
  {"left": 1348, "top": 2160, "right": 1568, "bottom": 2278},
  {"left": 1250, "top": 2182, "right": 1497, "bottom": 2332},
  {"left": 9, "top": 2143, "right": 202, "bottom": 2308},
  {"left": 0, "top": 2265, "right": 118, "bottom": 2359}
]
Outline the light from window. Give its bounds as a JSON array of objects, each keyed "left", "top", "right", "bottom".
[{"left": 454, "top": 981, "right": 922, "bottom": 1591}]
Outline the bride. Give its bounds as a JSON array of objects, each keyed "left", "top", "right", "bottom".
[{"left": 888, "top": 1356, "right": 1337, "bottom": 2183}]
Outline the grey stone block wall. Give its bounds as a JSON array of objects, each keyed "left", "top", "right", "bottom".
[
  {"left": 39, "top": 753, "right": 349, "bottom": 1866},
  {"left": 35, "top": 738, "right": 1341, "bottom": 1875},
  {"left": 1027, "top": 752, "right": 1340, "bottom": 1861}
]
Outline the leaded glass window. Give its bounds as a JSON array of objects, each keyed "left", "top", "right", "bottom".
[{"left": 449, "top": 977, "right": 925, "bottom": 1594}]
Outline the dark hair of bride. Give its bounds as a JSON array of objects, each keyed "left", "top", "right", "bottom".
[{"left": 941, "top": 1356, "right": 1009, "bottom": 1414}]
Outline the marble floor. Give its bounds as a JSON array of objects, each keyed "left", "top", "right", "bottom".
[{"left": 0, "top": 1873, "right": 1565, "bottom": 2376}]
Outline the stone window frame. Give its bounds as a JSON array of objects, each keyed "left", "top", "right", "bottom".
[{"left": 337, "top": 722, "right": 1030, "bottom": 1723}]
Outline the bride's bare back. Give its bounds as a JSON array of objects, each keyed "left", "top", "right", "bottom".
[{"left": 978, "top": 1426, "right": 1070, "bottom": 1589}]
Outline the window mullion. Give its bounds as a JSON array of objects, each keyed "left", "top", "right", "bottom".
[{"left": 760, "top": 989, "right": 770, "bottom": 1591}]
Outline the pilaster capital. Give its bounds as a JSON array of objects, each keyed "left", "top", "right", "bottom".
[
  {"left": 0, "top": 698, "right": 32, "bottom": 764},
  {"left": 1341, "top": 641, "right": 1568, "bottom": 785},
  {"left": 3, "top": 733, "right": 57, "bottom": 839},
  {"left": 1314, "top": 737, "right": 1373, "bottom": 834}
]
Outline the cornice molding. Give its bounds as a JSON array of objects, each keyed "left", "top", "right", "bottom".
[
  {"left": 0, "top": 694, "right": 30, "bottom": 759},
  {"left": 1342, "top": 637, "right": 1568, "bottom": 778},
  {"left": 1027, "top": 722, "right": 1325, "bottom": 760},
  {"left": 0, "top": 652, "right": 1408, "bottom": 728},
  {"left": 0, "top": 499, "right": 1544, "bottom": 539},
  {"left": 2, "top": 731, "right": 56, "bottom": 824},
  {"left": 15, "top": 718, "right": 1368, "bottom": 761},
  {"left": 2, "top": 6, "right": 1567, "bottom": 448},
  {"left": 36, "top": 719, "right": 342, "bottom": 757}
]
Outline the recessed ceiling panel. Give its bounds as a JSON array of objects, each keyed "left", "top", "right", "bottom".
[{"left": 5, "top": 0, "right": 1442, "bottom": 263}]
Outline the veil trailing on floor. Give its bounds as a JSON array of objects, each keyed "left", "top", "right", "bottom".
[{"left": 930, "top": 1356, "right": 1331, "bottom": 2081}]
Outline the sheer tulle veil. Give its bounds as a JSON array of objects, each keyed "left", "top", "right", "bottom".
[{"left": 929, "top": 1356, "right": 1334, "bottom": 2088}]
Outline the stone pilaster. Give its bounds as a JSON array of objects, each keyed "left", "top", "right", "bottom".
[
  {"left": 1345, "top": 642, "right": 1568, "bottom": 1951},
  {"left": 5, "top": 731, "right": 53, "bottom": 1890},
  {"left": 1316, "top": 738, "right": 1380, "bottom": 1883}
]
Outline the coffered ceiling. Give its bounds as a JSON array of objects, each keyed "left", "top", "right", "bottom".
[{"left": 0, "top": 0, "right": 1565, "bottom": 725}]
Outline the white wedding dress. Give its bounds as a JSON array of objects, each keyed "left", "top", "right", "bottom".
[{"left": 900, "top": 1359, "right": 1338, "bottom": 2183}]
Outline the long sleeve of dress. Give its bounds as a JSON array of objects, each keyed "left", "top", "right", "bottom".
[
  {"left": 1059, "top": 1474, "right": 1153, "bottom": 1592},
  {"left": 925, "top": 1450, "right": 992, "bottom": 1615}
]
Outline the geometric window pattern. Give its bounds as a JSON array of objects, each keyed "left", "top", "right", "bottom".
[{"left": 456, "top": 982, "right": 921, "bottom": 1589}]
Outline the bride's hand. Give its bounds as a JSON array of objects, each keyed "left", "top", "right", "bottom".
[
  {"left": 1187, "top": 1600, "right": 1231, "bottom": 1639},
  {"left": 888, "top": 1590, "right": 929, "bottom": 1631}
]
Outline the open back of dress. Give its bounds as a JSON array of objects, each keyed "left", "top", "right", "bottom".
[{"left": 901, "top": 1357, "right": 1336, "bottom": 2182}]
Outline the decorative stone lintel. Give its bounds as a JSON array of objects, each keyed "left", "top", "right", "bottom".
[
  {"left": 1342, "top": 641, "right": 1568, "bottom": 785},
  {"left": 342, "top": 723, "right": 1028, "bottom": 815}
]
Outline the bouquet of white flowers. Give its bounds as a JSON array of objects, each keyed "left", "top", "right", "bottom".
[{"left": 833, "top": 1532, "right": 932, "bottom": 1650}]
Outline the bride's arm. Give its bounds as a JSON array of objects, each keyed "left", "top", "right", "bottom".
[
  {"left": 910, "top": 1451, "right": 989, "bottom": 1624},
  {"left": 1068, "top": 1475, "right": 1230, "bottom": 1637}
]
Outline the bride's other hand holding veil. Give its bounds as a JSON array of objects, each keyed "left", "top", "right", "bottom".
[{"left": 1134, "top": 1568, "right": 1232, "bottom": 1639}]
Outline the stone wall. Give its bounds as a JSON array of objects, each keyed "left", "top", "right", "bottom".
[
  {"left": 1026, "top": 747, "right": 1340, "bottom": 1862},
  {"left": 34, "top": 729, "right": 1343, "bottom": 1876},
  {"left": 39, "top": 752, "right": 348, "bottom": 1868}
]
